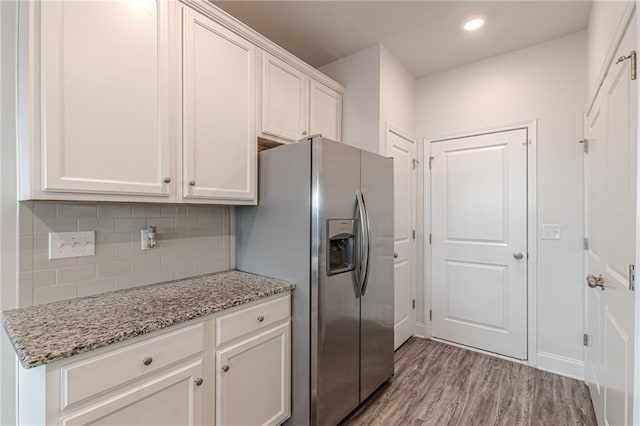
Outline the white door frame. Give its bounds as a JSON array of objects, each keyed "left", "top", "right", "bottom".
[
  {"left": 385, "top": 122, "right": 418, "bottom": 345},
  {"left": 423, "top": 120, "right": 538, "bottom": 366}
]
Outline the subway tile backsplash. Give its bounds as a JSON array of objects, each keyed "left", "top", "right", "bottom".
[{"left": 19, "top": 202, "right": 230, "bottom": 307}]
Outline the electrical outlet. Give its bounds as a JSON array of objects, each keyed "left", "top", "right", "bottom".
[{"left": 48, "top": 231, "right": 96, "bottom": 259}]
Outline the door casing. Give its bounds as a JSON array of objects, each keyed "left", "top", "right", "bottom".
[{"left": 424, "top": 120, "right": 538, "bottom": 366}]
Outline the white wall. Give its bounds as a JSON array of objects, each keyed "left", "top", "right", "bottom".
[
  {"left": 320, "top": 45, "right": 381, "bottom": 154},
  {"left": 379, "top": 45, "right": 416, "bottom": 148},
  {"left": 416, "top": 31, "right": 587, "bottom": 376},
  {"left": 0, "top": 1, "right": 19, "bottom": 424},
  {"left": 587, "top": 1, "right": 630, "bottom": 94}
]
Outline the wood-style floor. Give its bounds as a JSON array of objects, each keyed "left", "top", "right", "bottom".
[{"left": 343, "top": 338, "right": 596, "bottom": 426}]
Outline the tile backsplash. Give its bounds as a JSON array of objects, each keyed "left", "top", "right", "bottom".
[{"left": 19, "top": 202, "right": 230, "bottom": 306}]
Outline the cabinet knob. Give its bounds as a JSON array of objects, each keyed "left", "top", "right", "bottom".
[
  {"left": 221, "top": 364, "right": 230, "bottom": 372},
  {"left": 257, "top": 315, "right": 265, "bottom": 322},
  {"left": 394, "top": 252, "right": 399, "bottom": 258},
  {"left": 142, "top": 356, "right": 153, "bottom": 366},
  {"left": 302, "top": 131, "right": 308, "bottom": 136},
  {"left": 188, "top": 180, "right": 196, "bottom": 187},
  {"left": 163, "top": 177, "right": 171, "bottom": 184},
  {"left": 194, "top": 377, "right": 204, "bottom": 386}
]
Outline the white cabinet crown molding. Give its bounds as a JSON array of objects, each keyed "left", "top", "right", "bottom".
[{"left": 178, "top": 0, "right": 344, "bottom": 95}]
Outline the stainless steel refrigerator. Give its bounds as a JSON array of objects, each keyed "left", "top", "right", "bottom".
[{"left": 236, "top": 136, "right": 394, "bottom": 426}]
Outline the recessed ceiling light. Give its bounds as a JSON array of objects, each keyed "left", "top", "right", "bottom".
[{"left": 463, "top": 18, "right": 485, "bottom": 32}]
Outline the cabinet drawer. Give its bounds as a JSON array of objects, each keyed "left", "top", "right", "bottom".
[
  {"left": 61, "top": 323, "right": 204, "bottom": 409},
  {"left": 216, "top": 295, "right": 290, "bottom": 346}
]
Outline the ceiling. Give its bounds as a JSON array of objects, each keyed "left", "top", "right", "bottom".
[{"left": 213, "top": 1, "right": 592, "bottom": 77}]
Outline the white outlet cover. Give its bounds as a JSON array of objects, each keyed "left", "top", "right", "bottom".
[
  {"left": 49, "top": 231, "right": 96, "bottom": 259},
  {"left": 542, "top": 224, "right": 562, "bottom": 240}
]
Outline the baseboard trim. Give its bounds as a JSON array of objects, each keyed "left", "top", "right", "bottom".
[
  {"left": 536, "top": 351, "right": 584, "bottom": 381},
  {"left": 415, "top": 322, "right": 426, "bottom": 338}
]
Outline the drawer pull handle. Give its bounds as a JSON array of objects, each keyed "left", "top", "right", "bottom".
[
  {"left": 142, "top": 357, "right": 153, "bottom": 366},
  {"left": 194, "top": 377, "right": 204, "bottom": 386},
  {"left": 257, "top": 315, "right": 265, "bottom": 322},
  {"left": 221, "top": 364, "right": 230, "bottom": 372}
]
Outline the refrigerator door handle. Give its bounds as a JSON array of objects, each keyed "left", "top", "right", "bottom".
[
  {"left": 360, "top": 191, "right": 372, "bottom": 296},
  {"left": 355, "top": 191, "right": 368, "bottom": 297}
]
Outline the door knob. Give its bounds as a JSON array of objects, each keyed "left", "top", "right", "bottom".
[
  {"left": 513, "top": 252, "right": 524, "bottom": 260},
  {"left": 587, "top": 274, "right": 605, "bottom": 290}
]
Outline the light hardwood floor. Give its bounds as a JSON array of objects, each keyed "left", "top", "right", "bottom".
[{"left": 343, "top": 338, "right": 596, "bottom": 426}]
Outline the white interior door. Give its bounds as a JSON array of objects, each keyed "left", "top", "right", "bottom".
[
  {"left": 431, "top": 129, "right": 528, "bottom": 360},
  {"left": 387, "top": 128, "right": 416, "bottom": 350},
  {"left": 585, "top": 13, "right": 637, "bottom": 426}
]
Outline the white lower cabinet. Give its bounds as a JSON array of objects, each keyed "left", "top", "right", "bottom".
[
  {"left": 17, "top": 294, "right": 291, "bottom": 426},
  {"left": 216, "top": 323, "right": 291, "bottom": 426},
  {"left": 61, "top": 359, "right": 205, "bottom": 426}
]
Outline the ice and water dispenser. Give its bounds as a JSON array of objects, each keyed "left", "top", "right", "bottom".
[{"left": 327, "top": 219, "right": 356, "bottom": 276}]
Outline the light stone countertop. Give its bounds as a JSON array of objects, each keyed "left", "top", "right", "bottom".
[{"left": 0, "top": 270, "right": 294, "bottom": 369}]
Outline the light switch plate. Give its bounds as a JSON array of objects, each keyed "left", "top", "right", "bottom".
[
  {"left": 49, "top": 231, "right": 96, "bottom": 259},
  {"left": 542, "top": 224, "right": 562, "bottom": 240}
]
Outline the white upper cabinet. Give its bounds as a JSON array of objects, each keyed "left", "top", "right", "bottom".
[
  {"left": 310, "top": 80, "right": 343, "bottom": 142},
  {"left": 261, "top": 53, "right": 343, "bottom": 144},
  {"left": 181, "top": 7, "right": 257, "bottom": 204},
  {"left": 261, "top": 53, "right": 309, "bottom": 142},
  {"left": 18, "top": 0, "right": 342, "bottom": 203},
  {"left": 34, "top": 0, "right": 172, "bottom": 199}
]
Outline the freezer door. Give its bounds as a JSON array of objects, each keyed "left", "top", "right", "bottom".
[
  {"left": 360, "top": 150, "right": 395, "bottom": 401},
  {"left": 311, "top": 139, "right": 361, "bottom": 426}
]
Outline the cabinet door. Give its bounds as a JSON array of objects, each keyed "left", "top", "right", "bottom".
[
  {"left": 181, "top": 7, "right": 257, "bottom": 203},
  {"left": 39, "top": 1, "right": 172, "bottom": 197},
  {"left": 216, "top": 323, "right": 291, "bottom": 426},
  {"left": 261, "top": 53, "right": 308, "bottom": 142},
  {"left": 60, "top": 359, "right": 205, "bottom": 426},
  {"left": 309, "top": 80, "right": 342, "bottom": 142}
]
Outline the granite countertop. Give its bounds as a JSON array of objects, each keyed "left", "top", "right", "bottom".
[{"left": 0, "top": 270, "right": 294, "bottom": 369}]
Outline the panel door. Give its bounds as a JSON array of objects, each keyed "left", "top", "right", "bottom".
[
  {"left": 309, "top": 80, "right": 342, "bottom": 142},
  {"left": 585, "top": 13, "right": 637, "bottom": 426},
  {"left": 60, "top": 359, "right": 204, "bottom": 426},
  {"left": 360, "top": 150, "right": 395, "bottom": 401},
  {"left": 387, "top": 129, "right": 416, "bottom": 350},
  {"left": 181, "top": 7, "right": 257, "bottom": 203},
  {"left": 261, "top": 53, "right": 308, "bottom": 142},
  {"left": 216, "top": 323, "right": 291, "bottom": 426},
  {"left": 585, "top": 96, "right": 606, "bottom": 422},
  {"left": 40, "top": 0, "right": 172, "bottom": 197},
  {"left": 431, "top": 129, "right": 528, "bottom": 360}
]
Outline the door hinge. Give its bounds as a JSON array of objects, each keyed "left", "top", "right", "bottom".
[
  {"left": 412, "top": 299, "right": 416, "bottom": 309},
  {"left": 429, "top": 233, "right": 432, "bottom": 245},
  {"left": 428, "top": 156, "right": 434, "bottom": 170},
  {"left": 583, "top": 237, "right": 589, "bottom": 250},
  {"left": 616, "top": 50, "right": 637, "bottom": 80},
  {"left": 630, "top": 264, "right": 636, "bottom": 291},
  {"left": 412, "top": 158, "right": 420, "bottom": 170},
  {"left": 429, "top": 309, "right": 432, "bottom": 321},
  {"left": 579, "top": 139, "right": 589, "bottom": 154},
  {"left": 583, "top": 333, "right": 589, "bottom": 346},
  {"left": 412, "top": 229, "right": 416, "bottom": 240}
]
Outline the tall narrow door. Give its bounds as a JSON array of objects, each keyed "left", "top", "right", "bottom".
[
  {"left": 585, "top": 13, "right": 637, "bottom": 426},
  {"left": 431, "top": 129, "right": 528, "bottom": 360},
  {"left": 181, "top": 7, "right": 257, "bottom": 203},
  {"left": 387, "top": 129, "right": 417, "bottom": 350},
  {"left": 312, "top": 140, "right": 361, "bottom": 426},
  {"left": 360, "top": 150, "right": 395, "bottom": 401}
]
